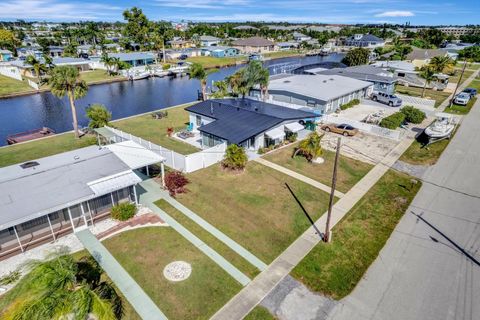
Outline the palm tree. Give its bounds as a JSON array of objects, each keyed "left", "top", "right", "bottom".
[
  {"left": 25, "top": 55, "right": 46, "bottom": 85},
  {"left": 189, "top": 62, "right": 208, "bottom": 101},
  {"left": 227, "top": 69, "right": 249, "bottom": 98},
  {"left": 429, "top": 56, "right": 454, "bottom": 74},
  {"left": 419, "top": 65, "right": 436, "bottom": 98},
  {"left": 258, "top": 67, "right": 270, "bottom": 101},
  {"left": 101, "top": 54, "right": 115, "bottom": 75},
  {"left": 48, "top": 66, "right": 88, "bottom": 138},
  {"left": 0, "top": 251, "right": 123, "bottom": 319},
  {"left": 292, "top": 132, "right": 323, "bottom": 162},
  {"left": 211, "top": 80, "right": 229, "bottom": 98}
]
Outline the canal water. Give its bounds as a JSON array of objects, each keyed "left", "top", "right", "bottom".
[{"left": 0, "top": 54, "right": 343, "bottom": 146}]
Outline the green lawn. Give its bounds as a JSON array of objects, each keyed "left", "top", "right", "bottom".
[
  {"left": 0, "top": 133, "right": 97, "bottom": 168},
  {"left": 292, "top": 170, "right": 421, "bottom": 300},
  {"left": 455, "top": 62, "right": 480, "bottom": 70},
  {"left": 185, "top": 56, "right": 247, "bottom": 69},
  {"left": 113, "top": 104, "right": 200, "bottom": 155},
  {"left": 0, "top": 74, "right": 36, "bottom": 97},
  {"left": 463, "top": 79, "right": 480, "bottom": 91},
  {"left": 263, "top": 142, "right": 373, "bottom": 193},
  {"left": 400, "top": 133, "right": 454, "bottom": 166},
  {"left": 263, "top": 50, "right": 302, "bottom": 59},
  {"left": 156, "top": 199, "right": 260, "bottom": 278},
  {"left": 444, "top": 97, "right": 477, "bottom": 115},
  {"left": 396, "top": 85, "right": 451, "bottom": 107},
  {"left": 103, "top": 227, "right": 242, "bottom": 320},
  {"left": 448, "top": 70, "right": 474, "bottom": 85},
  {"left": 80, "top": 69, "right": 126, "bottom": 84},
  {"left": 245, "top": 306, "right": 276, "bottom": 320},
  {"left": 174, "top": 161, "right": 331, "bottom": 263}
]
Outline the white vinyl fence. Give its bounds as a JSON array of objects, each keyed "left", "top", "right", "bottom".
[
  {"left": 104, "top": 126, "right": 226, "bottom": 173},
  {"left": 321, "top": 114, "right": 404, "bottom": 141}
]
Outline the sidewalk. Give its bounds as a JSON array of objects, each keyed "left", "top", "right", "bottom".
[
  {"left": 138, "top": 179, "right": 251, "bottom": 286},
  {"left": 76, "top": 229, "right": 167, "bottom": 320},
  {"left": 254, "top": 157, "right": 345, "bottom": 198},
  {"left": 210, "top": 137, "right": 414, "bottom": 320}
]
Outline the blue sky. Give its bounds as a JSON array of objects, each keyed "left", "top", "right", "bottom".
[{"left": 0, "top": 0, "right": 478, "bottom": 25}]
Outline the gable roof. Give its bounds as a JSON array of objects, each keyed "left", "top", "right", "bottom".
[
  {"left": 185, "top": 99, "right": 315, "bottom": 144},
  {"left": 406, "top": 48, "right": 447, "bottom": 61},
  {"left": 232, "top": 36, "right": 274, "bottom": 47},
  {"left": 347, "top": 34, "right": 383, "bottom": 42}
]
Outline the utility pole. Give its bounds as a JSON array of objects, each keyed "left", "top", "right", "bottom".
[
  {"left": 449, "top": 58, "right": 467, "bottom": 107},
  {"left": 324, "top": 137, "right": 341, "bottom": 243}
]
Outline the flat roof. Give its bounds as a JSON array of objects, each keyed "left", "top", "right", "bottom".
[{"left": 268, "top": 74, "right": 372, "bottom": 103}]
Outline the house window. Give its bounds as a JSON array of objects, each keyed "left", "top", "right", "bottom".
[
  {"left": 196, "top": 115, "right": 202, "bottom": 127},
  {"left": 307, "top": 100, "right": 316, "bottom": 107}
]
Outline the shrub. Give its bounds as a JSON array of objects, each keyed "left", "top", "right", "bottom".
[
  {"left": 287, "top": 132, "right": 298, "bottom": 143},
  {"left": 379, "top": 112, "right": 406, "bottom": 129},
  {"left": 339, "top": 99, "right": 360, "bottom": 110},
  {"left": 86, "top": 104, "right": 111, "bottom": 128},
  {"left": 222, "top": 144, "right": 248, "bottom": 171},
  {"left": 401, "top": 106, "right": 426, "bottom": 124},
  {"left": 162, "top": 63, "right": 171, "bottom": 70},
  {"left": 165, "top": 171, "right": 189, "bottom": 197},
  {"left": 0, "top": 270, "right": 21, "bottom": 285},
  {"left": 166, "top": 127, "right": 174, "bottom": 137},
  {"left": 111, "top": 202, "right": 137, "bottom": 221}
]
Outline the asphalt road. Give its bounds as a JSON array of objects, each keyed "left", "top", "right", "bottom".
[{"left": 330, "top": 98, "right": 480, "bottom": 320}]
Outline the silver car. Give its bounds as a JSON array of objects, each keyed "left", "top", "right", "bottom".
[
  {"left": 454, "top": 92, "right": 470, "bottom": 105},
  {"left": 371, "top": 92, "right": 402, "bottom": 107}
]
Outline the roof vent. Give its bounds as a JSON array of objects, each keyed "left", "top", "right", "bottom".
[
  {"left": 20, "top": 161, "right": 39, "bottom": 169},
  {"left": 323, "top": 80, "right": 327, "bottom": 83},
  {"left": 329, "top": 78, "right": 334, "bottom": 81},
  {"left": 283, "top": 80, "right": 291, "bottom": 83}
]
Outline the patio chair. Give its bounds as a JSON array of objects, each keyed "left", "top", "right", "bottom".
[{"left": 186, "top": 123, "right": 194, "bottom": 132}]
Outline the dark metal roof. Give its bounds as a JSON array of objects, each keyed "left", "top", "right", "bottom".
[
  {"left": 185, "top": 99, "right": 316, "bottom": 144},
  {"left": 232, "top": 36, "right": 274, "bottom": 47}
]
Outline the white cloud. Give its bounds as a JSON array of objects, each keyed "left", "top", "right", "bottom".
[
  {"left": 154, "top": 0, "right": 251, "bottom": 9},
  {"left": 0, "top": 0, "right": 121, "bottom": 20},
  {"left": 375, "top": 10, "right": 415, "bottom": 17}
]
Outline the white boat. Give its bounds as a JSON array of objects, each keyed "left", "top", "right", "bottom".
[
  {"left": 424, "top": 113, "right": 456, "bottom": 139},
  {"left": 129, "top": 71, "right": 150, "bottom": 80}
]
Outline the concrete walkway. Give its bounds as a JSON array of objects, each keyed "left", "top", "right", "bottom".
[
  {"left": 75, "top": 229, "right": 167, "bottom": 320},
  {"left": 210, "top": 137, "right": 414, "bottom": 320},
  {"left": 158, "top": 191, "right": 268, "bottom": 271},
  {"left": 254, "top": 158, "right": 345, "bottom": 198},
  {"left": 138, "top": 179, "right": 251, "bottom": 286}
]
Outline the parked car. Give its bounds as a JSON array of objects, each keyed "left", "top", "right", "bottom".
[
  {"left": 371, "top": 92, "right": 402, "bottom": 107},
  {"left": 454, "top": 92, "right": 471, "bottom": 105},
  {"left": 462, "top": 87, "right": 477, "bottom": 98},
  {"left": 321, "top": 123, "right": 359, "bottom": 136}
]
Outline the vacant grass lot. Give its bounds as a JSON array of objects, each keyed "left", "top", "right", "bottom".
[
  {"left": 113, "top": 103, "right": 199, "bottom": 155},
  {"left": 263, "top": 50, "right": 302, "bottom": 59},
  {"left": 175, "top": 161, "right": 331, "bottom": 263},
  {"left": 0, "top": 74, "right": 36, "bottom": 96},
  {"left": 103, "top": 227, "right": 242, "bottom": 320},
  {"left": 0, "top": 133, "right": 96, "bottom": 168},
  {"left": 456, "top": 62, "right": 480, "bottom": 70},
  {"left": 80, "top": 69, "right": 126, "bottom": 83},
  {"left": 263, "top": 142, "right": 373, "bottom": 193},
  {"left": 292, "top": 170, "right": 421, "bottom": 300},
  {"left": 185, "top": 56, "right": 247, "bottom": 68},
  {"left": 396, "top": 85, "right": 451, "bottom": 107},
  {"left": 444, "top": 97, "right": 477, "bottom": 115},
  {"left": 245, "top": 306, "right": 276, "bottom": 320},
  {"left": 155, "top": 199, "right": 260, "bottom": 278}
]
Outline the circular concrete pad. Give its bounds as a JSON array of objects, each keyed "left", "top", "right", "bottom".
[{"left": 163, "top": 261, "right": 192, "bottom": 282}]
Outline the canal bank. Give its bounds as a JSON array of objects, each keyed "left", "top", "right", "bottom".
[{"left": 0, "top": 54, "right": 343, "bottom": 146}]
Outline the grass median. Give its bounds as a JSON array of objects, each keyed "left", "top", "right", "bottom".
[{"left": 292, "top": 170, "right": 421, "bottom": 300}]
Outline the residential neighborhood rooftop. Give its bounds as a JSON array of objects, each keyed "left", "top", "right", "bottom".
[{"left": 232, "top": 36, "right": 274, "bottom": 47}]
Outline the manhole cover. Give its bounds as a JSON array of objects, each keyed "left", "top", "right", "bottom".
[{"left": 163, "top": 261, "right": 192, "bottom": 282}]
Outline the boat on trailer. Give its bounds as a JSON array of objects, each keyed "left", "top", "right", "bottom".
[
  {"left": 424, "top": 112, "right": 456, "bottom": 144},
  {"left": 6, "top": 127, "right": 55, "bottom": 145}
]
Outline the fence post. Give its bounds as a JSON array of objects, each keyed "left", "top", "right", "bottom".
[
  {"left": 148, "top": 141, "right": 152, "bottom": 149},
  {"left": 202, "top": 153, "right": 206, "bottom": 168}
]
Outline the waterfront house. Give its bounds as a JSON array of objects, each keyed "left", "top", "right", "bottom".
[
  {"left": 292, "top": 32, "right": 311, "bottom": 42},
  {"left": 199, "top": 35, "right": 221, "bottom": 47},
  {"left": 201, "top": 46, "right": 240, "bottom": 57},
  {"left": 108, "top": 52, "right": 155, "bottom": 67},
  {"left": 232, "top": 37, "right": 275, "bottom": 54},
  {"left": 48, "top": 46, "right": 64, "bottom": 57},
  {"left": 0, "top": 141, "right": 164, "bottom": 260},
  {"left": 344, "top": 34, "right": 385, "bottom": 48},
  {"left": 276, "top": 42, "right": 300, "bottom": 51},
  {"left": 0, "top": 50, "right": 13, "bottom": 62},
  {"left": 16, "top": 46, "right": 43, "bottom": 59},
  {"left": 168, "top": 38, "right": 194, "bottom": 49},
  {"left": 314, "top": 65, "right": 398, "bottom": 94},
  {"left": 185, "top": 99, "right": 316, "bottom": 151},
  {"left": 253, "top": 74, "right": 373, "bottom": 115}
]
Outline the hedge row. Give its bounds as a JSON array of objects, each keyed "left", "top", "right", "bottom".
[
  {"left": 340, "top": 99, "right": 360, "bottom": 110},
  {"left": 380, "top": 112, "right": 405, "bottom": 129}
]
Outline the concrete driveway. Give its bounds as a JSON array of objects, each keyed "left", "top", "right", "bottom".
[{"left": 329, "top": 99, "right": 480, "bottom": 320}]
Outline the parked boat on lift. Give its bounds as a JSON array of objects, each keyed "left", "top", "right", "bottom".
[
  {"left": 129, "top": 70, "right": 151, "bottom": 81},
  {"left": 424, "top": 112, "right": 456, "bottom": 140},
  {"left": 248, "top": 53, "right": 263, "bottom": 61}
]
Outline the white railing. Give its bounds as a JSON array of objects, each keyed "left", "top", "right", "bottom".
[
  {"left": 104, "top": 126, "right": 226, "bottom": 173},
  {"left": 321, "top": 114, "right": 404, "bottom": 141}
]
